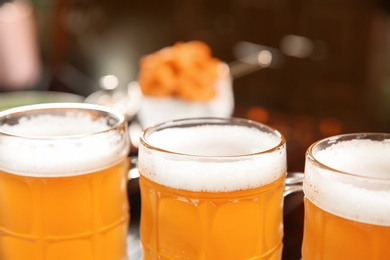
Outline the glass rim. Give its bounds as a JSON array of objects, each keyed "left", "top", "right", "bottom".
[
  {"left": 307, "top": 132, "right": 390, "bottom": 181},
  {"left": 0, "top": 102, "right": 127, "bottom": 140},
  {"left": 140, "top": 117, "right": 286, "bottom": 159}
]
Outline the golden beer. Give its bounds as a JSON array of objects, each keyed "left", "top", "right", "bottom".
[
  {"left": 138, "top": 118, "right": 287, "bottom": 260},
  {"left": 302, "top": 133, "right": 390, "bottom": 260},
  {"left": 0, "top": 103, "right": 130, "bottom": 260}
]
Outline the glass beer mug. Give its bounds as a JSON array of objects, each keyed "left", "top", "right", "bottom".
[
  {"left": 137, "top": 117, "right": 301, "bottom": 260},
  {"left": 302, "top": 133, "right": 390, "bottom": 260},
  {"left": 0, "top": 103, "right": 130, "bottom": 260}
]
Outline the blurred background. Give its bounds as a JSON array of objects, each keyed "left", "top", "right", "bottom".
[{"left": 2, "top": 0, "right": 390, "bottom": 259}]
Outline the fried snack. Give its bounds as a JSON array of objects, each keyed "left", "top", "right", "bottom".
[{"left": 138, "top": 41, "right": 220, "bottom": 101}]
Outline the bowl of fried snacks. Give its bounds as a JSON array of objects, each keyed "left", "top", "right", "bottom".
[{"left": 137, "top": 41, "right": 234, "bottom": 128}]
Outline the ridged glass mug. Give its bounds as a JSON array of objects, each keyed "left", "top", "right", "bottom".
[
  {"left": 302, "top": 133, "right": 390, "bottom": 259},
  {"left": 0, "top": 103, "right": 130, "bottom": 260},
  {"left": 138, "top": 117, "right": 293, "bottom": 260}
]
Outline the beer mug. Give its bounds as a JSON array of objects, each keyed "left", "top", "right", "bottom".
[
  {"left": 0, "top": 103, "right": 130, "bottom": 260},
  {"left": 302, "top": 133, "right": 390, "bottom": 259},
  {"left": 138, "top": 117, "right": 301, "bottom": 260}
]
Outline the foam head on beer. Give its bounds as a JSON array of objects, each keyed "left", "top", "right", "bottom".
[
  {"left": 139, "top": 124, "right": 287, "bottom": 192},
  {"left": 304, "top": 138, "right": 390, "bottom": 226},
  {"left": 0, "top": 106, "right": 128, "bottom": 177}
]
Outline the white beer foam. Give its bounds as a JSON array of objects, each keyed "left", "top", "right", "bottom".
[
  {"left": 139, "top": 125, "right": 286, "bottom": 192},
  {"left": 0, "top": 114, "right": 129, "bottom": 177},
  {"left": 304, "top": 139, "right": 390, "bottom": 226}
]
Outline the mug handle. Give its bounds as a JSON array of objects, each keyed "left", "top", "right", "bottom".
[
  {"left": 284, "top": 172, "right": 304, "bottom": 196},
  {"left": 129, "top": 157, "right": 140, "bottom": 179}
]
